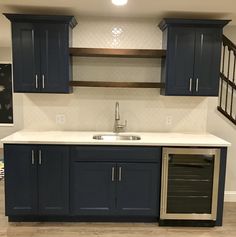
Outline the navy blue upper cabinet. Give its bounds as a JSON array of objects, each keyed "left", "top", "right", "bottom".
[
  {"left": 159, "top": 19, "right": 230, "bottom": 96},
  {"left": 10, "top": 22, "right": 41, "bottom": 92},
  {"left": 39, "top": 23, "right": 71, "bottom": 93},
  {"left": 4, "top": 14, "right": 77, "bottom": 93}
]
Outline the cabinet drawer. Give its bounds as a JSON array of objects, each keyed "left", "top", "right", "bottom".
[{"left": 70, "top": 146, "right": 161, "bottom": 163}]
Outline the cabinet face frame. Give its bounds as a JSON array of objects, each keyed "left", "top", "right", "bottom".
[{"left": 160, "top": 147, "right": 220, "bottom": 220}]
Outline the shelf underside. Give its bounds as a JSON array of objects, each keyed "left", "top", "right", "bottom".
[
  {"left": 69, "top": 48, "right": 166, "bottom": 58},
  {"left": 69, "top": 81, "right": 164, "bottom": 88}
]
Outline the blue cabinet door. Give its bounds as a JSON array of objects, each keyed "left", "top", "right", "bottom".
[
  {"left": 165, "top": 27, "right": 195, "bottom": 95},
  {"left": 6, "top": 14, "right": 75, "bottom": 94},
  {"left": 160, "top": 19, "right": 227, "bottom": 96},
  {"left": 4, "top": 144, "right": 69, "bottom": 216},
  {"left": 4, "top": 145, "right": 38, "bottom": 215},
  {"left": 70, "top": 162, "right": 116, "bottom": 216},
  {"left": 39, "top": 23, "right": 70, "bottom": 93},
  {"left": 12, "top": 23, "right": 41, "bottom": 92},
  {"left": 38, "top": 146, "right": 69, "bottom": 215},
  {"left": 193, "top": 28, "right": 222, "bottom": 96},
  {"left": 116, "top": 163, "right": 160, "bottom": 217}
]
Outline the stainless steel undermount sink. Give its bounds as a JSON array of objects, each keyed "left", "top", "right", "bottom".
[{"left": 93, "top": 134, "right": 141, "bottom": 141}]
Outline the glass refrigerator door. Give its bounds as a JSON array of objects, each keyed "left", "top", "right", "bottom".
[
  {"left": 160, "top": 148, "right": 220, "bottom": 220},
  {"left": 167, "top": 154, "right": 214, "bottom": 214}
]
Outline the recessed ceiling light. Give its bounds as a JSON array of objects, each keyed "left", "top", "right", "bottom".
[{"left": 112, "top": 0, "right": 128, "bottom": 6}]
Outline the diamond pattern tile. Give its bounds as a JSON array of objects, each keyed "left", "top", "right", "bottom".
[{"left": 13, "top": 18, "right": 207, "bottom": 133}]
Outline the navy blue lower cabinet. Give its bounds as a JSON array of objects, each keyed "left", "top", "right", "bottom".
[
  {"left": 69, "top": 146, "right": 162, "bottom": 218},
  {"left": 70, "top": 161, "right": 160, "bottom": 217},
  {"left": 4, "top": 144, "right": 69, "bottom": 217},
  {"left": 5, "top": 145, "right": 161, "bottom": 220},
  {"left": 4, "top": 144, "right": 226, "bottom": 225},
  {"left": 70, "top": 162, "right": 116, "bottom": 216},
  {"left": 38, "top": 146, "right": 69, "bottom": 215},
  {"left": 116, "top": 163, "right": 160, "bottom": 216},
  {"left": 4, "top": 144, "right": 38, "bottom": 216}
]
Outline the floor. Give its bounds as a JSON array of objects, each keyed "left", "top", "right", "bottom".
[{"left": 0, "top": 181, "right": 236, "bottom": 237}]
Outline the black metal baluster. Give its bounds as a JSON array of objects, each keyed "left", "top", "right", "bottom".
[
  {"left": 225, "top": 48, "right": 231, "bottom": 112},
  {"left": 219, "top": 45, "right": 226, "bottom": 108},
  {"left": 230, "top": 53, "right": 236, "bottom": 117}
]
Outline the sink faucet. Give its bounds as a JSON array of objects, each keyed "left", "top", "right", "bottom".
[{"left": 113, "top": 102, "right": 127, "bottom": 133}]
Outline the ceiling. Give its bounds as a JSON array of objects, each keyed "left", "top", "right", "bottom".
[{"left": 0, "top": 0, "right": 236, "bottom": 47}]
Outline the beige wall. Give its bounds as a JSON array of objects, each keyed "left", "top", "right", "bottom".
[
  {"left": 0, "top": 47, "right": 11, "bottom": 62},
  {"left": 0, "top": 47, "right": 23, "bottom": 145}
]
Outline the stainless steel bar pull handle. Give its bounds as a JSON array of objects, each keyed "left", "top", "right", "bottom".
[
  {"left": 31, "top": 150, "right": 35, "bottom": 165},
  {"left": 35, "top": 74, "right": 38, "bottom": 89},
  {"left": 39, "top": 150, "right": 42, "bottom": 165},
  {"left": 196, "top": 78, "right": 199, "bottom": 92},
  {"left": 111, "top": 167, "right": 115, "bottom": 181},
  {"left": 42, "top": 74, "right": 45, "bottom": 89},
  {"left": 118, "top": 167, "right": 122, "bottom": 182},
  {"left": 189, "top": 78, "right": 192, "bottom": 92}
]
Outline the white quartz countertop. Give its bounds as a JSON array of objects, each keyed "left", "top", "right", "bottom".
[{"left": 1, "top": 131, "right": 231, "bottom": 147}]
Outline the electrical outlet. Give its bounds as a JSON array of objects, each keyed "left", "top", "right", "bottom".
[
  {"left": 56, "top": 114, "right": 66, "bottom": 124},
  {"left": 166, "top": 115, "right": 172, "bottom": 126}
]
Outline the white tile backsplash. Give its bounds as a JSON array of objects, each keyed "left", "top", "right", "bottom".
[
  {"left": 22, "top": 88, "right": 208, "bottom": 132},
  {"left": 19, "top": 17, "right": 208, "bottom": 133},
  {"left": 73, "top": 17, "right": 162, "bottom": 49}
]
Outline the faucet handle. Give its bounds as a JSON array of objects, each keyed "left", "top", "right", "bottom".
[
  {"left": 120, "top": 120, "right": 127, "bottom": 131},
  {"left": 116, "top": 120, "right": 127, "bottom": 132}
]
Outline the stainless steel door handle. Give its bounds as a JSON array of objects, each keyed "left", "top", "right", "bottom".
[
  {"left": 35, "top": 74, "right": 38, "bottom": 89},
  {"left": 196, "top": 78, "right": 199, "bottom": 92},
  {"left": 39, "top": 150, "right": 42, "bottom": 165},
  {"left": 200, "top": 34, "right": 204, "bottom": 50},
  {"left": 118, "top": 167, "right": 122, "bottom": 182},
  {"left": 189, "top": 78, "right": 192, "bottom": 92},
  {"left": 31, "top": 150, "right": 35, "bottom": 165},
  {"left": 111, "top": 167, "right": 115, "bottom": 181},
  {"left": 42, "top": 74, "right": 45, "bottom": 89}
]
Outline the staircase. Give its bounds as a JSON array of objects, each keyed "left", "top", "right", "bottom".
[{"left": 218, "top": 35, "right": 236, "bottom": 125}]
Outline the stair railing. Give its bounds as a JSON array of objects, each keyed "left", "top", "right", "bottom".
[{"left": 218, "top": 35, "right": 236, "bottom": 125}]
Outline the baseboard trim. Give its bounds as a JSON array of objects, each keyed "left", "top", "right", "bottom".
[{"left": 224, "top": 191, "right": 236, "bottom": 202}]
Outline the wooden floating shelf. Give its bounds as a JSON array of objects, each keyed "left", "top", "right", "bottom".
[
  {"left": 69, "top": 81, "right": 165, "bottom": 88},
  {"left": 69, "top": 48, "right": 166, "bottom": 58}
]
